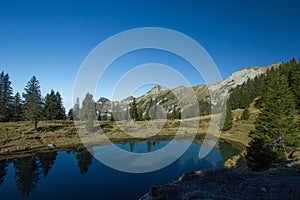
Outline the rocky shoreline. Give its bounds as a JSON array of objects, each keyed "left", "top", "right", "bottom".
[{"left": 139, "top": 152, "right": 300, "bottom": 200}]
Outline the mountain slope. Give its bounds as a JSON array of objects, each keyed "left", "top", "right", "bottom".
[{"left": 97, "top": 63, "right": 281, "bottom": 117}]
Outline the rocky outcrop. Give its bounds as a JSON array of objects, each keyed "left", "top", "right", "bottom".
[{"left": 140, "top": 166, "right": 300, "bottom": 200}]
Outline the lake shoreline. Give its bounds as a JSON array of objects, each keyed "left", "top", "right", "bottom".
[{"left": 0, "top": 119, "right": 247, "bottom": 160}]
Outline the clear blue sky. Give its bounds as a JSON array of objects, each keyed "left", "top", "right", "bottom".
[{"left": 0, "top": 0, "right": 299, "bottom": 110}]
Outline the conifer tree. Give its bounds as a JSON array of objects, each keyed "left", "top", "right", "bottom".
[
  {"left": 0, "top": 71, "right": 14, "bottom": 121},
  {"left": 129, "top": 97, "right": 139, "bottom": 121},
  {"left": 80, "top": 93, "right": 96, "bottom": 121},
  {"left": 289, "top": 62, "right": 300, "bottom": 109},
  {"left": 54, "top": 91, "right": 66, "bottom": 119},
  {"left": 73, "top": 97, "right": 81, "bottom": 120},
  {"left": 67, "top": 108, "right": 74, "bottom": 120},
  {"left": 110, "top": 113, "right": 114, "bottom": 121},
  {"left": 23, "top": 76, "right": 43, "bottom": 131},
  {"left": 44, "top": 90, "right": 66, "bottom": 120},
  {"left": 79, "top": 93, "right": 96, "bottom": 131},
  {"left": 241, "top": 107, "right": 250, "bottom": 120},
  {"left": 12, "top": 92, "right": 23, "bottom": 121},
  {"left": 246, "top": 73, "right": 298, "bottom": 171},
  {"left": 222, "top": 104, "right": 233, "bottom": 131}
]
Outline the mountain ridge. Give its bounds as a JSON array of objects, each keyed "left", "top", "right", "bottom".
[{"left": 96, "top": 62, "right": 281, "bottom": 117}]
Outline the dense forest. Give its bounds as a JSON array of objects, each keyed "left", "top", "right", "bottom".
[
  {"left": 228, "top": 58, "right": 300, "bottom": 110},
  {"left": 226, "top": 58, "right": 300, "bottom": 171}
]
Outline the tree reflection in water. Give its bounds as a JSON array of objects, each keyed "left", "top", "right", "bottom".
[
  {"left": 0, "top": 160, "right": 8, "bottom": 186},
  {"left": 13, "top": 156, "right": 41, "bottom": 196},
  {"left": 37, "top": 151, "right": 58, "bottom": 177},
  {"left": 0, "top": 140, "right": 240, "bottom": 198},
  {"left": 75, "top": 148, "right": 93, "bottom": 175}
]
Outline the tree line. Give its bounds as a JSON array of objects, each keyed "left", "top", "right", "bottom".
[
  {"left": 225, "top": 58, "right": 300, "bottom": 171},
  {"left": 0, "top": 73, "right": 66, "bottom": 130},
  {"left": 71, "top": 95, "right": 212, "bottom": 123},
  {"left": 70, "top": 94, "right": 183, "bottom": 123},
  {"left": 228, "top": 57, "right": 300, "bottom": 110}
]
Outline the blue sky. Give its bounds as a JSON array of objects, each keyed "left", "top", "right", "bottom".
[{"left": 0, "top": 0, "right": 299, "bottom": 110}]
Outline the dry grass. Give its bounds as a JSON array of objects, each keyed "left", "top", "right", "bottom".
[{"left": 0, "top": 105, "right": 260, "bottom": 158}]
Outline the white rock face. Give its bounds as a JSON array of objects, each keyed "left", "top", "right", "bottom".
[
  {"left": 145, "top": 85, "right": 163, "bottom": 96},
  {"left": 207, "top": 63, "right": 281, "bottom": 102},
  {"left": 96, "top": 62, "right": 282, "bottom": 113}
]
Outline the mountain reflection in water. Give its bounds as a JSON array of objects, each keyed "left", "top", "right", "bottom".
[{"left": 0, "top": 139, "right": 240, "bottom": 199}]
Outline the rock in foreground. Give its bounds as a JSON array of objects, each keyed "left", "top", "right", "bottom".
[{"left": 140, "top": 166, "right": 300, "bottom": 200}]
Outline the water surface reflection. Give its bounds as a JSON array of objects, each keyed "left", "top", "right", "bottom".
[{"left": 0, "top": 139, "right": 240, "bottom": 199}]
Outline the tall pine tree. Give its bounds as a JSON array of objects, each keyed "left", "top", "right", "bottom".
[
  {"left": 12, "top": 92, "right": 23, "bottom": 121},
  {"left": 80, "top": 93, "right": 96, "bottom": 121},
  {"left": 44, "top": 90, "right": 66, "bottom": 120},
  {"left": 246, "top": 73, "right": 298, "bottom": 171},
  {"left": 241, "top": 107, "right": 250, "bottom": 120},
  {"left": 129, "top": 97, "right": 139, "bottom": 121},
  {"left": 0, "top": 71, "right": 14, "bottom": 121},
  {"left": 23, "top": 76, "right": 43, "bottom": 131},
  {"left": 67, "top": 108, "right": 74, "bottom": 120},
  {"left": 73, "top": 97, "right": 81, "bottom": 120},
  {"left": 222, "top": 104, "right": 233, "bottom": 131}
]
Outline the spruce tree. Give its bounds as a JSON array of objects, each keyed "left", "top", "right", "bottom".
[
  {"left": 73, "top": 97, "right": 81, "bottom": 120},
  {"left": 246, "top": 73, "right": 298, "bottom": 171},
  {"left": 246, "top": 132, "right": 278, "bottom": 171},
  {"left": 23, "top": 76, "right": 43, "bottom": 131},
  {"left": 0, "top": 71, "right": 14, "bottom": 121},
  {"left": 79, "top": 93, "right": 96, "bottom": 131},
  {"left": 222, "top": 104, "right": 233, "bottom": 131},
  {"left": 44, "top": 90, "right": 56, "bottom": 120},
  {"left": 67, "top": 108, "right": 74, "bottom": 120},
  {"left": 12, "top": 92, "right": 23, "bottom": 121},
  {"left": 289, "top": 62, "right": 300, "bottom": 109},
  {"left": 55, "top": 91, "right": 66, "bottom": 119},
  {"left": 241, "top": 107, "right": 250, "bottom": 120},
  {"left": 110, "top": 113, "right": 114, "bottom": 121},
  {"left": 129, "top": 97, "right": 139, "bottom": 121},
  {"left": 80, "top": 93, "right": 96, "bottom": 121},
  {"left": 44, "top": 90, "right": 66, "bottom": 120}
]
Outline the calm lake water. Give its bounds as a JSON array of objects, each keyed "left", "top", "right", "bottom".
[{"left": 0, "top": 139, "right": 240, "bottom": 199}]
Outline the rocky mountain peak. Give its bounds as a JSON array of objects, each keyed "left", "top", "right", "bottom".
[
  {"left": 146, "top": 84, "right": 162, "bottom": 96},
  {"left": 97, "top": 97, "right": 110, "bottom": 105},
  {"left": 96, "top": 62, "right": 282, "bottom": 115}
]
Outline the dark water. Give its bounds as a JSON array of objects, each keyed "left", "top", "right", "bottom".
[{"left": 0, "top": 140, "right": 240, "bottom": 200}]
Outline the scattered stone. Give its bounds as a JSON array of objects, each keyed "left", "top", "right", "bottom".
[
  {"left": 260, "top": 187, "right": 267, "bottom": 192},
  {"left": 47, "top": 144, "right": 55, "bottom": 149},
  {"left": 285, "top": 160, "right": 295, "bottom": 168}
]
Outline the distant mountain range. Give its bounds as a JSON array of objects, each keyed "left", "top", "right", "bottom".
[{"left": 96, "top": 62, "right": 282, "bottom": 117}]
